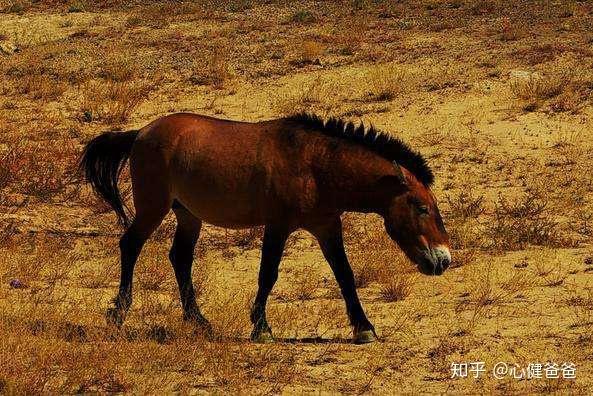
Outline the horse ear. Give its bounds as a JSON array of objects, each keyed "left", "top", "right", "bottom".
[
  {"left": 378, "top": 163, "right": 408, "bottom": 194},
  {"left": 393, "top": 161, "right": 406, "bottom": 184}
]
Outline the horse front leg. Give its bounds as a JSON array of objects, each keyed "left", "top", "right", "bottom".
[
  {"left": 307, "top": 216, "right": 377, "bottom": 344},
  {"left": 250, "top": 224, "right": 289, "bottom": 343}
]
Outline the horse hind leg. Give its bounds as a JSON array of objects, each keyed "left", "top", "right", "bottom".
[
  {"left": 107, "top": 182, "right": 172, "bottom": 327},
  {"left": 170, "top": 202, "right": 212, "bottom": 336}
]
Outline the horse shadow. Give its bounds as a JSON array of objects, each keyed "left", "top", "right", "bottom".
[{"left": 14, "top": 315, "right": 354, "bottom": 345}]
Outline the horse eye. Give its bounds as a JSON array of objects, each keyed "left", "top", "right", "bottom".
[{"left": 418, "top": 205, "right": 430, "bottom": 215}]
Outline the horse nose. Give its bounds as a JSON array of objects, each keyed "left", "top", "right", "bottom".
[{"left": 434, "top": 246, "right": 451, "bottom": 271}]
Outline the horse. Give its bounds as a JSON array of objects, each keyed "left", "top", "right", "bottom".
[{"left": 80, "top": 112, "right": 451, "bottom": 344}]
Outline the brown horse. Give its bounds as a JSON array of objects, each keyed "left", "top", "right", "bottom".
[{"left": 81, "top": 112, "right": 451, "bottom": 344}]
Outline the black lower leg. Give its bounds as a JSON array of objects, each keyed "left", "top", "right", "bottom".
[
  {"left": 250, "top": 225, "right": 289, "bottom": 340},
  {"left": 170, "top": 236, "right": 206, "bottom": 324},
  {"left": 310, "top": 218, "right": 374, "bottom": 335},
  {"left": 170, "top": 206, "right": 209, "bottom": 330},
  {"left": 107, "top": 230, "right": 145, "bottom": 326}
]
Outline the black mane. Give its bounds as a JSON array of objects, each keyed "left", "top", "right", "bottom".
[{"left": 287, "top": 113, "right": 434, "bottom": 186}]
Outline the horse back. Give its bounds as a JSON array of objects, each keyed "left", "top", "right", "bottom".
[{"left": 130, "top": 113, "right": 320, "bottom": 228}]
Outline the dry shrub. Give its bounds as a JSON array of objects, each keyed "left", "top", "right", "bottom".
[
  {"left": 421, "top": 62, "right": 464, "bottom": 91},
  {"left": 0, "top": 219, "right": 17, "bottom": 249},
  {"left": 98, "top": 55, "right": 137, "bottom": 82},
  {"left": 291, "top": 265, "right": 318, "bottom": 301},
  {"left": 549, "top": 72, "right": 593, "bottom": 113},
  {"left": 449, "top": 247, "right": 477, "bottom": 269},
  {"left": 211, "top": 227, "right": 263, "bottom": 257},
  {"left": 290, "top": 9, "right": 315, "bottom": 23},
  {"left": 192, "top": 251, "right": 212, "bottom": 301},
  {"left": 427, "top": 331, "right": 465, "bottom": 378},
  {"left": 11, "top": 141, "right": 78, "bottom": 201},
  {"left": 0, "top": 145, "right": 22, "bottom": 189},
  {"left": 567, "top": 287, "right": 593, "bottom": 327},
  {"left": 205, "top": 289, "right": 252, "bottom": 339},
  {"left": 136, "top": 245, "right": 172, "bottom": 292},
  {"left": 90, "top": 191, "right": 118, "bottom": 215},
  {"left": 1, "top": 237, "right": 76, "bottom": 286},
  {"left": 446, "top": 188, "right": 485, "bottom": 221},
  {"left": 125, "top": 3, "right": 187, "bottom": 29},
  {"left": 445, "top": 187, "right": 485, "bottom": 256},
  {"left": 467, "top": 0, "right": 498, "bottom": 15},
  {"left": 543, "top": 270, "right": 566, "bottom": 287},
  {"left": 345, "top": 214, "right": 412, "bottom": 288},
  {"left": 529, "top": 250, "right": 568, "bottom": 287},
  {"left": 332, "top": 16, "right": 367, "bottom": 56},
  {"left": 293, "top": 40, "right": 324, "bottom": 65},
  {"left": 189, "top": 44, "right": 232, "bottom": 90},
  {"left": 459, "top": 263, "right": 536, "bottom": 314},
  {"left": 500, "top": 270, "right": 538, "bottom": 294},
  {"left": 352, "top": 258, "right": 383, "bottom": 288},
  {"left": 572, "top": 210, "right": 593, "bottom": 238},
  {"left": 510, "top": 59, "right": 593, "bottom": 113},
  {"left": 532, "top": 260, "right": 554, "bottom": 278},
  {"left": 364, "top": 63, "right": 412, "bottom": 101},
  {"left": 510, "top": 73, "right": 565, "bottom": 111},
  {"left": 2, "top": 0, "right": 30, "bottom": 13},
  {"left": 78, "top": 260, "right": 117, "bottom": 289},
  {"left": 497, "top": 17, "right": 526, "bottom": 42},
  {"left": 13, "top": 74, "right": 67, "bottom": 102},
  {"left": 79, "top": 81, "right": 152, "bottom": 124},
  {"left": 274, "top": 76, "right": 337, "bottom": 115},
  {"left": 486, "top": 192, "right": 563, "bottom": 251},
  {"left": 346, "top": 214, "right": 417, "bottom": 300},
  {"left": 227, "top": 227, "right": 262, "bottom": 250},
  {"left": 378, "top": 272, "right": 416, "bottom": 302}
]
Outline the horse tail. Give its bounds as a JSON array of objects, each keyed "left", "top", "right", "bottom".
[{"left": 79, "top": 130, "right": 139, "bottom": 228}]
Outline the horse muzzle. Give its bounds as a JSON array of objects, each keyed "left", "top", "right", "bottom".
[{"left": 415, "top": 245, "right": 451, "bottom": 276}]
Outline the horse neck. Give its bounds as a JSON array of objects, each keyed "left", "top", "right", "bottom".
[{"left": 313, "top": 142, "right": 394, "bottom": 214}]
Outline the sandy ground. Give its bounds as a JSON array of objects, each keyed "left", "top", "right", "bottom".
[{"left": 1, "top": 0, "right": 593, "bottom": 394}]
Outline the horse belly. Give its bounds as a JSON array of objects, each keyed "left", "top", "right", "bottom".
[{"left": 171, "top": 166, "right": 274, "bottom": 229}]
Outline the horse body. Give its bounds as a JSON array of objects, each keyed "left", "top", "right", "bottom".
[
  {"left": 81, "top": 112, "right": 451, "bottom": 344},
  {"left": 132, "top": 113, "right": 396, "bottom": 229}
]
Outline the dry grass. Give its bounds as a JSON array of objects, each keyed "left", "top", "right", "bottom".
[
  {"left": 2, "top": 0, "right": 593, "bottom": 393},
  {"left": 294, "top": 40, "right": 324, "bottom": 66},
  {"left": 378, "top": 272, "right": 416, "bottom": 302},
  {"left": 290, "top": 265, "right": 319, "bottom": 301},
  {"left": 0, "top": 140, "right": 78, "bottom": 201},
  {"left": 446, "top": 187, "right": 485, "bottom": 221},
  {"left": 0, "top": 145, "right": 21, "bottom": 189},
  {"left": 510, "top": 59, "right": 593, "bottom": 113},
  {"left": 189, "top": 44, "right": 233, "bottom": 90},
  {"left": 13, "top": 75, "right": 67, "bottom": 102},
  {"left": 486, "top": 192, "right": 565, "bottom": 251},
  {"left": 79, "top": 81, "right": 152, "bottom": 124},
  {"left": 364, "top": 63, "right": 412, "bottom": 102},
  {"left": 510, "top": 73, "right": 565, "bottom": 111}
]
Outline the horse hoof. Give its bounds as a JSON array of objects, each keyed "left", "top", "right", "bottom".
[
  {"left": 196, "top": 323, "right": 216, "bottom": 340},
  {"left": 251, "top": 329, "right": 274, "bottom": 344},
  {"left": 185, "top": 315, "right": 215, "bottom": 339},
  {"left": 354, "top": 329, "right": 377, "bottom": 344},
  {"left": 105, "top": 308, "right": 124, "bottom": 327}
]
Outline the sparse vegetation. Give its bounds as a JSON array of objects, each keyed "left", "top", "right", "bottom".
[
  {"left": 486, "top": 193, "right": 564, "bottom": 251},
  {"left": 364, "top": 63, "right": 411, "bottom": 101},
  {"left": 290, "top": 9, "right": 315, "bottom": 24},
  {"left": 1, "top": 0, "right": 592, "bottom": 393},
  {"left": 379, "top": 272, "right": 416, "bottom": 302},
  {"left": 79, "top": 81, "right": 152, "bottom": 124},
  {"left": 446, "top": 188, "right": 485, "bottom": 220}
]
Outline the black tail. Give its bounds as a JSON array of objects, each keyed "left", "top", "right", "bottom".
[{"left": 80, "top": 130, "right": 139, "bottom": 228}]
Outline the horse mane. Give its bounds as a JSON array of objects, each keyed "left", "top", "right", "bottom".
[{"left": 286, "top": 113, "right": 434, "bottom": 186}]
